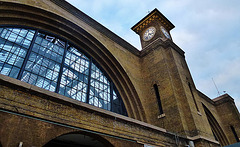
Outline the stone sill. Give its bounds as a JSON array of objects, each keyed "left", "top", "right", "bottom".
[
  {"left": 0, "top": 74, "right": 167, "bottom": 133},
  {"left": 197, "top": 111, "right": 202, "bottom": 116},
  {"left": 157, "top": 113, "right": 166, "bottom": 119}
]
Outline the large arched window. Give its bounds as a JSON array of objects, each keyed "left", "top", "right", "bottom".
[
  {"left": 202, "top": 104, "right": 229, "bottom": 146},
  {"left": 0, "top": 26, "right": 127, "bottom": 116}
]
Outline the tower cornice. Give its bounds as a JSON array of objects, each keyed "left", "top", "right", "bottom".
[{"left": 131, "top": 8, "right": 175, "bottom": 35}]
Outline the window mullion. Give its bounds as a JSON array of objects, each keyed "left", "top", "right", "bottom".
[
  {"left": 17, "top": 30, "right": 39, "bottom": 80},
  {"left": 86, "top": 57, "right": 92, "bottom": 103},
  {"left": 55, "top": 41, "right": 68, "bottom": 93},
  {"left": 110, "top": 81, "right": 113, "bottom": 111}
]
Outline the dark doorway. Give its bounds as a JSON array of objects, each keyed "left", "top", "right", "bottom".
[{"left": 43, "top": 132, "right": 113, "bottom": 147}]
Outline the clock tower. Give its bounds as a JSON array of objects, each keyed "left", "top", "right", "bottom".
[
  {"left": 131, "top": 8, "right": 217, "bottom": 145},
  {"left": 131, "top": 8, "right": 174, "bottom": 50}
]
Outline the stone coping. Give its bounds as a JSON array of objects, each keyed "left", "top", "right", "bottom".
[
  {"left": 213, "top": 94, "right": 233, "bottom": 102},
  {"left": 187, "top": 135, "right": 220, "bottom": 145},
  {"left": 198, "top": 89, "right": 234, "bottom": 106}
]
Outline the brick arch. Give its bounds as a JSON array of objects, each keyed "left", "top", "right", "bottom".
[
  {"left": 43, "top": 131, "right": 113, "bottom": 147},
  {"left": 0, "top": 1, "right": 146, "bottom": 121},
  {"left": 202, "top": 104, "right": 229, "bottom": 146}
]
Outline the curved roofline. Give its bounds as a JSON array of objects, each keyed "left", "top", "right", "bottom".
[{"left": 50, "top": 0, "right": 141, "bottom": 56}]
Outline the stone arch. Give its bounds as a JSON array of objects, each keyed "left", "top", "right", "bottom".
[
  {"left": 43, "top": 131, "right": 113, "bottom": 147},
  {"left": 0, "top": 1, "right": 146, "bottom": 121},
  {"left": 202, "top": 104, "right": 229, "bottom": 146}
]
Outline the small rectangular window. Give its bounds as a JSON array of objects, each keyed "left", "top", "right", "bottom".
[
  {"left": 188, "top": 82, "right": 199, "bottom": 112},
  {"left": 230, "top": 125, "right": 240, "bottom": 142},
  {"left": 154, "top": 84, "right": 163, "bottom": 115}
]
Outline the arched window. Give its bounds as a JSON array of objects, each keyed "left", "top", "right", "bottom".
[
  {"left": 202, "top": 104, "right": 229, "bottom": 146},
  {"left": 0, "top": 26, "right": 127, "bottom": 116}
]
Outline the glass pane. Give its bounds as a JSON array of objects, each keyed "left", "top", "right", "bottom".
[
  {"left": 59, "top": 46, "right": 90, "bottom": 102},
  {"left": 0, "top": 49, "right": 9, "bottom": 62},
  {"left": 1, "top": 63, "right": 12, "bottom": 75},
  {"left": 19, "top": 31, "right": 65, "bottom": 92},
  {"left": 0, "top": 61, "right": 3, "bottom": 70},
  {"left": 28, "top": 73, "right": 37, "bottom": 85},
  {"left": 0, "top": 27, "right": 35, "bottom": 78},
  {"left": 21, "top": 71, "right": 30, "bottom": 83}
]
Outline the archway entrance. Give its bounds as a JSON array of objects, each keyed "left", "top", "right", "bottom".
[{"left": 43, "top": 132, "right": 113, "bottom": 147}]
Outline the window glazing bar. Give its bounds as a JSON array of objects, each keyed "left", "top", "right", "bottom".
[
  {"left": 17, "top": 30, "right": 38, "bottom": 80},
  {"left": 86, "top": 57, "right": 92, "bottom": 103},
  {"left": 55, "top": 41, "right": 68, "bottom": 93},
  {"left": 110, "top": 81, "right": 113, "bottom": 111}
]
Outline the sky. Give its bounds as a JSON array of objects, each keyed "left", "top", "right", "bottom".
[{"left": 66, "top": 0, "right": 240, "bottom": 111}]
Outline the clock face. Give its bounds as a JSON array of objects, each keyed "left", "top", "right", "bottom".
[
  {"left": 143, "top": 27, "right": 156, "bottom": 41},
  {"left": 160, "top": 26, "right": 171, "bottom": 39}
]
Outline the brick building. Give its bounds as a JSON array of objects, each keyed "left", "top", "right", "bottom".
[{"left": 0, "top": 0, "right": 239, "bottom": 146}]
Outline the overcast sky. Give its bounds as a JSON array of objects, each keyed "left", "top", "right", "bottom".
[{"left": 66, "top": 0, "right": 240, "bottom": 111}]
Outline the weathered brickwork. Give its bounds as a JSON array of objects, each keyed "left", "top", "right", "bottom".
[{"left": 0, "top": 0, "right": 239, "bottom": 147}]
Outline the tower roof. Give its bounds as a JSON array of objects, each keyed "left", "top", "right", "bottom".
[{"left": 131, "top": 8, "right": 175, "bottom": 35}]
